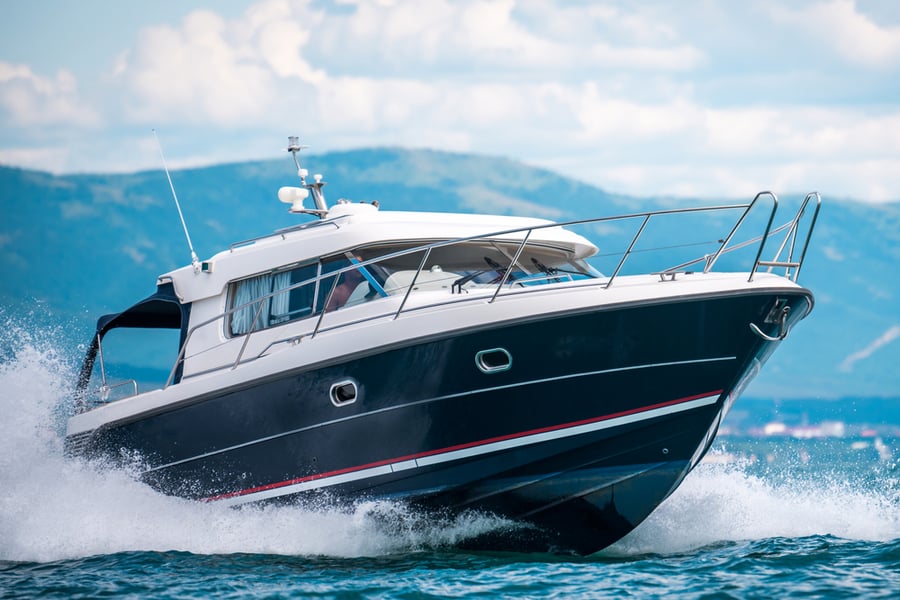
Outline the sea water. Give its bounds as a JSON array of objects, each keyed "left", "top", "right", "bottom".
[{"left": 1, "top": 318, "right": 897, "bottom": 598}]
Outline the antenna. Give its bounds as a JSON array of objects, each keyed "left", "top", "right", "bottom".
[
  {"left": 287, "top": 135, "right": 309, "bottom": 183},
  {"left": 153, "top": 129, "right": 200, "bottom": 271},
  {"left": 287, "top": 136, "right": 328, "bottom": 216}
]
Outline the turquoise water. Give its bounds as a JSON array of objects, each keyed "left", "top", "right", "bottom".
[
  {"left": 1, "top": 324, "right": 898, "bottom": 598},
  {"left": 4, "top": 538, "right": 899, "bottom": 599}
]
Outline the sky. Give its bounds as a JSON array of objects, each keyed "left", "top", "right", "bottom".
[{"left": 2, "top": 0, "right": 899, "bottom": 202}]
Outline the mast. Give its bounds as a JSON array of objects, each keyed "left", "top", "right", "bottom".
[{"left": 287, "top": 136, "right": 328, "bottom": 217}]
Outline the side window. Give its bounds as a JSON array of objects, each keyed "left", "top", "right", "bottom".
[
  {"left": 318, "top": 255, "right": 384, "bottom": 313},
  {"left": 230, "top": 272, "right": 279, "bottom": 335},
  {"left": 316, "top": 256, "right": 351, "bottom": 314},
  {"left": 229, "top": 263, "right": 318, "bottom": 335},
  {"left": 227, "top": 250, "right": 391, "bottom": 336},
  {"left": 282, "top": 263, "right": 318, "bottom": 323}
]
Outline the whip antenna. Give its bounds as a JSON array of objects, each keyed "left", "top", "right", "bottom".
[{"left": 153, "top": 129, "right": 200, "bottom": 271}]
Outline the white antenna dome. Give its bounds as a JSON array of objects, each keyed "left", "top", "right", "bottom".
[{"left": 278, "top": 186, "right": 309, "bottom": 213}]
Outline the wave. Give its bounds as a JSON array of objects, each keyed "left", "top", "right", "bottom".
[
  {"left": 0, "top": 319, "right": 513, "bottom": 563},
  {"left": 608, "top": 452, "right": 899, "bottom": 556},
  {"left": 1, "top": 318, "right": 897, "bottom": 563}
]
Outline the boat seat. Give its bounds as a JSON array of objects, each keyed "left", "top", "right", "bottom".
[{"left": 383, "top": 267, "right": 461, "bottom": 294}]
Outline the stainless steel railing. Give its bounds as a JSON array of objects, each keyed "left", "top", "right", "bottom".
[
  {"left": 77, "top": 192, "right": 819, "bottom": 404},
  {"left": 749, "top": 192, "right": 821, "bottom": 282}
]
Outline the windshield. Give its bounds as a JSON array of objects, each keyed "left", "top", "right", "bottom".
[{"left": 356, "top": 240, "right": 600, "bottom": 293}]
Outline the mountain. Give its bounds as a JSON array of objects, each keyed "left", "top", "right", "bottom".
[{"left": 2, "top": 148, "right": 899, "bottom": 401}]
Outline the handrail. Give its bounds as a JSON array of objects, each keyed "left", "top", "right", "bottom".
[
  {"left": 312, "top": 274, "right": 341, "bottom": 339},
  {"left": 606, "top": 214, "right": 651, "bottom": 289},
  {"left": 660, "top": 219, "right": 794, "bottom": 275},
  {"left": 232, "top": 292, "right": 270, "bottom": 368},
  {"left": 792, "top": 192, "right": 822, "bottom": 281},
  {"left": 705, "top": 191, "right": 777, "bottom": 274},
  {"left": 759, "top": 191, "right": 821, "bottom": 282},
  {"left": 95, "top": 379, "right": 138, "bottom": 404},
  {"left": 490, "top": 230, "right": 531, "bottom": 303},
  {"left": 748, "top": 191, "right": 820, "bottom": 282},
  {"left": 394, "top": 247, "right": 432, "bottom": 318},
  {"left": 230, "top": 219, "right": 342, "bottom": 251},
  {"left": 140, "top": 194, "right": 818, "bottom": 394}
]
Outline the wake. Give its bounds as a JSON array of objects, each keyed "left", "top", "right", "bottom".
[
  {"left": 0, "top": 320, "right": 510, "bottom": 563},
  {"left": 609, "top": 450, "right": 899, "bottom": 556}
]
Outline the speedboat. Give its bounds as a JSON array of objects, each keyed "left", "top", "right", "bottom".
[{"left": 66, "top": 138, "right": 820, "bottom": 554}]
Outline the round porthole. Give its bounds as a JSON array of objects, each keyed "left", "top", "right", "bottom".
[
  {"left": 475, "top": 348, "right": 512, "bottom": 374},
  {"left": 330, "top": 379, "right": 358, "bottom": 406}
]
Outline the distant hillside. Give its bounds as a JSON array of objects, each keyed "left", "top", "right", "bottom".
[
  {"left": 0, "top": 148, "right": 630, "bottom": 318},
  {"left": 2, "top": 148, "right": 899, "bottom": 401}
]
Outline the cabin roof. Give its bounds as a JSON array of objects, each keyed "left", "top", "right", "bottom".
[{"left": 160, "top": 204, "right": 598, "bottom": 304}]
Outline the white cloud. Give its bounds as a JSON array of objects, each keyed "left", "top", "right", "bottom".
[
  {"left": 822, "top": 246, "right": 844, "bottom": 261},
  {"left": 60, "top": 202, "right": 99, "bottom": 220},
  {"left": 515, "top": 2, "right": 704, "bottom": 70},
  {"left": 316, "top": 0, "right": 567, "bottom": 72},
  {"left": 81, "top": 2, "right": 693, "bottom": 151},
  {"left": 770, "top": 0, "right": 900, "bottom": 68},
  {"left": 555, "top": 157, "right": 900, "bottom": 203},
  {"left": 586, "top": 42, "right": 703, "bottom": 71},
  {"left": 322, "top": 0, "right": 704, "bottom": 74},
  {"left": 703, "top": 106, "right": 900, "bottom": 159},
  {"left": 457, "top": 0, "right": 563, "bottom": 62},
  {"left": 839, "top": 325, "right": 900, "bottom": 372},
  {"left": 0, "top": 146, "right": 61, "bottom": 170},
  {"left": 246, "top": 0, "right": 326, "bottom": 82},
  {"left": 2, "top": 0, "right": 900, "bottom": 205},
  {"left": 115, "top": 10, "right": 277, "bottom": 124},
  {"left": 570, "top": 86, "right": 699, "bottom": 141},
  {"left": 114, "top": 1, "right": 328, "bottom": 125},
  {"left": 112, "top": 0, "right": 709, "bottom": 131},
  {"left": 122, "top": 245, "right": 147, "bottom": 266},
  {"left": 0, "top": 61, "right": 99, "bottom": 127}
]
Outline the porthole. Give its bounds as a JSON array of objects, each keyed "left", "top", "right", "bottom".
[
  {"left": 330, "top": 379, "right": 358, "bottom": 406},
  {"left": 475, "top": 348, "right": 512, "bottom": 374}
]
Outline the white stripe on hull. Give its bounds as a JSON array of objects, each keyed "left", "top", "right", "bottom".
[{"left": 211, "top": 392, "right": 720, "bottom": 507}]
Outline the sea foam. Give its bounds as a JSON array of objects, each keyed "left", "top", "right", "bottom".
[
  {"left": 608, "top": 451, "right": 899, "bottom": 556},
  {"left": 0, "top": 319, "right": 508, "bottom": 563},
  {"left": 1, "top": 319, "right": 897, "bottom": 563}
]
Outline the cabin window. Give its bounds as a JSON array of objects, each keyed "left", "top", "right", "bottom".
[
  {"left": 227, "top": 241, "right": 600, "bottom": 336},
  {"left": 228, "top": 255, "right": 387, "bottom": 336},
  {"left": 231, "top": 272, "right": 285, "bottom": 334},
  {"left": 230, "top": 263, "right": 317, "bottom": 335}
]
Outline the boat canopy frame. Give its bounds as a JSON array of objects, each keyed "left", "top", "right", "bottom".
[{"left": 75, "top": 281, "right": 191, "bottom": 410}]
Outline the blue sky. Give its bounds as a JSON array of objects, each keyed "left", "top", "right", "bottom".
[{"left": 2, "top": 0, "right": 899, "bottom": 202}]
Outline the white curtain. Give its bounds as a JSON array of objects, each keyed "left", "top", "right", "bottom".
[
  {"left": 231, "top": 274, "right": 273, "bottom": 335},
  {"left": 270, "top": 271, "right": 292, "bottom": 322}
]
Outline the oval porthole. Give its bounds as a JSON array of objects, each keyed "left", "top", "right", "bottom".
[
  {"left": 475, "top": 348, "right": 512, "bottom": 374},
  {"left": 330, "top": 379, "right": 358, "bottom": 406}
]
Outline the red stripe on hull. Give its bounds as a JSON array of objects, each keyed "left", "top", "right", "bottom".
[{"left": 205, "top": 389, "right": 723, "bottom": 502}]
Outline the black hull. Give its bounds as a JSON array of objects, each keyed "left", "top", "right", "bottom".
[{"left": 68, "top": 290, "right": 809, "bottom": 554}]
